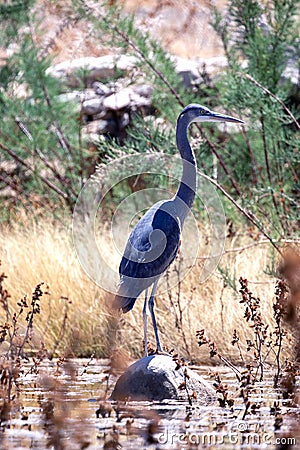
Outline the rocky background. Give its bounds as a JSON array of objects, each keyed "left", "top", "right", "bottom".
[
  {"left": 0, "top": 0, "right": 233, "bottom": 193},
  {"left": 38, "top": 0, "right": 298, "bottom": 143},
  {"left": 40, "top": 0, "right": 232, "bottom": 146},
  {"left": 0, "top": 0, "right": 298, "bottom": 196}
]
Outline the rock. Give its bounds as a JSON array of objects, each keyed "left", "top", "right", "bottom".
[
  {"left": 174, "top": 56, "right": 228, "bottom": 87},
  {"left": 110, "top": 354, "right": 216, "bottom": 403},
  {"left": 82, "top": 98, "right": 104, "bottom": 115},
  {"left": 132, "top": 84, "right": 153, "bottom": 98},
  {"left": 119, "top": 112, "right": 130, "bottom": 129},
  {"left": 0, "top": 186, "right": 17, "bottom": 197},
  {"left": 0, "top": 160, "right": 18, "bottom": 174},
  {"left": 174, "top": 57, "right": 201, "bottom": 87},
  {"left": 46, "top": 55, "right": 137, "bottom": 87},
  {"left": 57, "top": 90, "right": 98, "bottom": 114},
  {"left": 130, "top": 93, "right": 152, "bottom": 110},
  {"left": 103, "top": 87, "right": 152, "bottom": 111},
  {"left": 92, "top": 81, "right": 112, "bottom": 96},
  {"left": 103, "top": 88, "right": 132, "bottom": 111},
  {"left": 57, "top": 89, "right": 97, "bottom": 104},
  {"left": 282, "top": 58, "right": 299, "bottom": 85},
  {"left": 83, "top": 118, "right": 119, "bottom": 135}
]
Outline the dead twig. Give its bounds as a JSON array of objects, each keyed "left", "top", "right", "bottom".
[{"left": 240, "top": 73, "right": 300, "bottom": 130}]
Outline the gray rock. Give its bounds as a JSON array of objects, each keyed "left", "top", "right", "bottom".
[
  {"left": 119, "top": 112, "right": 130, "bottom": 129},
  {"left": 103, "top": 88, "right": 132, "bottom": 111},
  {"left": 110, "top": 354, "right": 216, "bottom": 403},
  {"left": 57, "top": 89, "right": 97, "bottom": 103},
  {"left": 57, "top": 90, "right": 98, "bottom": 114},
  {"left": 82, "top": 98, "right": 104, "bottom": 115},
  {"left": 57, "top": 92, "right": 82, "bottom": 104},
  {"left": 83, "top": 118, "right": 118, "bottom": 135},
  {"left": 103, "top": 87, "right": 152, "bottom": 111},
  {"left": 132, "top": 84, "right": 153, "bottom": 98},
  {"left": 282, "top": 59, "right": 299, "bottom": 85},
  {"left": 174, "top": 57, "right": 201, "bottom": 87},
  {"left": 46, "top": 55, "right": 137, "bottom": 87},
  {"left": 130, "top": 93, "right": 152, "bottom": 109},
  {"left": 174, "top": 56, "right": 228, "bottom": 87},
  {"left": 92, "top": 81, "right": 112, "bottom": 96},
  {"left": 0, "top": 160, "right": 18, "bottom": 174}
]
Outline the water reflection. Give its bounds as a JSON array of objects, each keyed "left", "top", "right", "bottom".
[{"left": 2, "top": 359, "right": 299, "bottom": 449}]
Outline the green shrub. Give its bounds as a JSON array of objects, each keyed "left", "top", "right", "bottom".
[{"left": 0, "top": 0, "right": 298, "bottom": 240}]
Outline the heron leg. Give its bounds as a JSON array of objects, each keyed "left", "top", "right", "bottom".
[
  {"left": 148, "top": 280, "right": 163, "bottom": 352},
  {"left": 143, "top": 288, "right": 149, "bottom": 356}
]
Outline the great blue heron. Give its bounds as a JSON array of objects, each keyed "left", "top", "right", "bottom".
[{"left": 113, "top": 104, "right": 243, "bottom": 355}]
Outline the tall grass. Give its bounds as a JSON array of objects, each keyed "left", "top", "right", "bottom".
[
  {"left": 0, "top": 217, "right": 294, "bottom": 363},
  {"left": 0, "top": 219, "right": 114, "bottom": 357}
]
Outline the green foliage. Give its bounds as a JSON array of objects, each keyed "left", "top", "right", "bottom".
[
  {"left": 74, "top": 1, "right": 190, "bottom": 121},
  {"left": 0, "top": 0, "right": 35, "bottom": 45},
  {"left": 0, "top": 1, "right": 90, "bottom": 217},
  {"left": 79, "top": 0, "right": 299, "bottom": 237},
  {"left": 228, "top": 0, "right": 297, "bottom": 89},
  {"left": 211, "top": 0, "right": 299, "bottom": 237},
  {"left": 0, "top": 0, "right": 298, "bottom": 242}
]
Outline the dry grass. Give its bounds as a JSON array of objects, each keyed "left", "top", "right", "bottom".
[
  {"left": 0, "top": 216, "right": 295, "bottom": 364},
  {"left": 0, "top": 218, "right": 115, "bottom": 357},
  {"left": 125, "top": 233, "right": 294, "bottom": 363}
]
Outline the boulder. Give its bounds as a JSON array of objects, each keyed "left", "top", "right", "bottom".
[
  {"left": 103, "top": 87, "right": 152, "bottom": 111},
  {"left": 83, "top": 118, "right": 119, "bottom": 136},
  {"left": 46, "top": 55, "right": 137, "bottom": 87},
  {"left": 174, "top": 56, "right": 227, "bottom": 87},
  {"left": 132, "top": 83, "right": 153, "bottom": 98},
  {"left": 82, "top": 98, "right": 104, "bottom": 115},
  {"left": 110, "top": 354, "right": 216, "bottom": 404},
  {"left": 103, "top": 89, "right": 132, "bottom": 111},
  {"left": 57, "top": 89, "right": 97, "bottom": 104},
  {"left": 92, "top": 81, "right": 112, "bottom": 96}
]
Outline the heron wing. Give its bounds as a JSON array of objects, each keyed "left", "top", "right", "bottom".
[
  {"left": 120, "top": 204, "right": 181, "bottom": 278},
  {"left": 115, "top": 202, "right": 181, "bottom": 312}
]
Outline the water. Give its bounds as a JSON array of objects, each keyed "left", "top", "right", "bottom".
[{"left": 1, "top": 359, "right": 299, "bottom": 449}]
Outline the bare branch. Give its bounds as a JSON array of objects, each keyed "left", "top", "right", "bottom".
[
  {"left": 198, "top": 170, "right": 284, "bottom": 256},
  {"left": 0, "top": 143, "right": 69, "bottom": 201},
  {"left": 14, "top": 117, "right": 77, "bottom": 198},
  {"left": 241, "top": 73, "right": 300, "bottom": 130}
]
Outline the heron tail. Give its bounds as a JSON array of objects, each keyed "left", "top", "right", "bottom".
[{"left": 112, "top": 294, "right": 137, "bottom": 313}]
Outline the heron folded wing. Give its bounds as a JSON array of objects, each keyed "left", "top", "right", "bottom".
[{"left": 114, "top": 201, "right": 181, "bottom": 313}]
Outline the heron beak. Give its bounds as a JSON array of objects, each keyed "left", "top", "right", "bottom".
[{"left": 207, "top": 111, "right": 244, "bottom": 124}]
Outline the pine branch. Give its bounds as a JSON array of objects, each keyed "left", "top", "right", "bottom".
[
  {"left": 241, "top": 73, "right": 300, "bottom": 130},
  {"left": 0, "top": 142, "right": 70, "bottom": 203},
  {"left": 198, "top": 170, "right": 284, "bottom": 256},
  {"left": 14, "top": 117, "right": 77, "bottom": 199}
]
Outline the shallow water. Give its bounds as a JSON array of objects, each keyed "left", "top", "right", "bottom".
[{"left": 2, "top": 359, "right": 299, "bottom": 449}]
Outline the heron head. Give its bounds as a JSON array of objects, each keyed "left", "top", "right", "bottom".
[{"left": 181, "top": 103, "right": 244, "bottom": 124}]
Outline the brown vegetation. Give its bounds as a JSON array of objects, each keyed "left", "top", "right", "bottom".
[
  {"left": 16, "top": 0, "right": 228, "bottom": 65},
  {"left": 0, "top": 217, "right": 297, "bottom": 363}
]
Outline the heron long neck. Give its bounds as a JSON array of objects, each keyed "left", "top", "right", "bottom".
[{"left": 174, "top": 114, "right": 197, "bottom": 224}]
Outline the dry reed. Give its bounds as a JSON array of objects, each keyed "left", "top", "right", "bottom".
[{"left": 0, "top": 217, "right": 296, "bottom": 363}]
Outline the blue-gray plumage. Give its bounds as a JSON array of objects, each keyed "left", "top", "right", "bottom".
[{"left": 113, "top": 104, "right": 243, "bottom": 355}]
